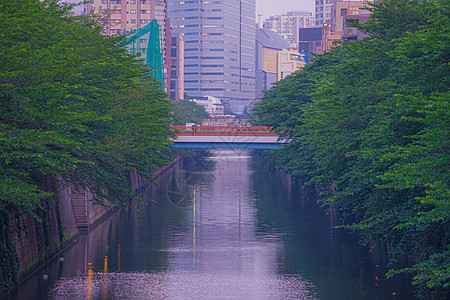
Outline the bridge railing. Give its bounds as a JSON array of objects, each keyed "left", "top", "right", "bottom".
[{"left": 172, "top": 126, "right": 278, "bottom": 136}]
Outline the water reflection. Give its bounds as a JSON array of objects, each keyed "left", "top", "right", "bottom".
[{"left": 9, "top": 149, "right": 412, "bottom": 299}]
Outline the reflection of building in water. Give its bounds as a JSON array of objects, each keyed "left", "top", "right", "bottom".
[{"left": 164, "top": 150, "right": 288, "bottom": 299}]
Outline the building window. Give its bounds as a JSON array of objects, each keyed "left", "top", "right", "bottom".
[
  {"left": 130, "top": 0, "right": 136, "bottom": 3},
  {"left": 155, "top": 10, "right": 164, "bottom": 16},
  {"left": 130, "top": 9, "right": 136, "bottom": 14},
  {"left": 101, "top": 0, "right": 107, "bottom": 4},
  {"left": 130, "top": 19, "right": 136, "bottom": 24},
  {"left": 155, "top": 0, "right": 164, "bottom": 6}
]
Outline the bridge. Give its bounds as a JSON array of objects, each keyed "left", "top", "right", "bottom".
[{"left": 171, "top": 126, "right": 287, "bottom": 149}]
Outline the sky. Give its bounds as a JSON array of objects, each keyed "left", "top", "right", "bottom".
[
  {"left": 256, "top": 0, "right": 315, "bottom": 24},
  {"left": 63, "top": 0, "right": 315, "bottom": 25}
]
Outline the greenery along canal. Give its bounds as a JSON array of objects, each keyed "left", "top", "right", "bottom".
[
  {"left": 9, "top": 150, "right": 413, "bottom": 299},
  {"left": 254, "top": 1, "right": 449, "bottom": 298}
]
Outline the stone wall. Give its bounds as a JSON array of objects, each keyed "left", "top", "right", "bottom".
[
  {"left": 2, "top": 158, "right": 181, "bottom": 294},
  {"left": 8, "top": 182, "right": 79, "bottom": 285}
]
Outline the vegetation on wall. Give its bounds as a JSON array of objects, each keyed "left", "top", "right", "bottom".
[{"left": 255, "top": 0, "right": 449, "bottom": 298}]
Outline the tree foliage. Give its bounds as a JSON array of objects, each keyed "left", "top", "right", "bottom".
[
  {"left": 171, "top": 99, "right": 210, "bottom": 125},
  {"left": 0, "top": 0, "right": 173, "bottom": 215},
  {"left": 255, "top": 0, "right": 449, "bottom": 297}
]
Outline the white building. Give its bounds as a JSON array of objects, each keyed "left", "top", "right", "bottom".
[
  {"left": 193, "top": 96, "right": 224, "bottom": 116},
  {"left": 263, "top": 11, "right": 315, "bottom": 46}
]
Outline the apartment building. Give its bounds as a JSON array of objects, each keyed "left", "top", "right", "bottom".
[
  {"left": 277, "top": 49, "right": 306, "bottom": 80},
  {"left": 322, "top": 1, "right": 372, "bottom": 52},
  {"left": 315, "top": 0, "right": 334, "bottom": 27},
  {"left": 263, "top": 11, "right": 315, "bottom": 46},
  {"left": 87, "top": 0, "right": 171, "bottom": 92}
]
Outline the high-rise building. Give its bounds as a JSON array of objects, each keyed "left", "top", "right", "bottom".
[
  {"left": 168, "top": 0, "right": 256, "bottom": 113},
  {"left": 169, "top": 33, "right": 185, "bottom": 101},
  {"left": 314, "top": 0, "right": 335, "bottom": 26},
  {"left": 86, "top": 0, "right": 171, "bottom": 92},
  {"left": 262, "top": 11, "right": 315, "bottom": 46}
]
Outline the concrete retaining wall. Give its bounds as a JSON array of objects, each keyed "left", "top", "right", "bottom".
[{"left": 4, "top": 158, "right": 181, "bottom": 293}]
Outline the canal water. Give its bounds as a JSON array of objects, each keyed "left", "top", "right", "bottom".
[{"left": 9, "top": 149, "right": 413, "bottom": 299}]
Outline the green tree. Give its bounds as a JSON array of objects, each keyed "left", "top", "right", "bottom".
[
  {"left": 171, "top": 99, "right": 210, "bottom": 126},
  {"left": 255, "top": 0, "right": 449, "bottom": 297},
  {"left": 0, "top": 0, "right": 173, "bottom": 215}
]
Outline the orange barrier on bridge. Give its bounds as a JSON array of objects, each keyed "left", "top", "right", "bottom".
[{"left": 172, "top": 125, "right": 278, "bottom": 136}]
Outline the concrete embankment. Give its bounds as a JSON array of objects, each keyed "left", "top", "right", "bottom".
[{"left": 1, "top": 157, "right": 181, "bottom": 295}]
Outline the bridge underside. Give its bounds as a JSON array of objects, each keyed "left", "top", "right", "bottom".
[
  {"left": 172, "top": 142, "right": 283, "bottom": 149},
  {"left": 171, "top": 135, "right": 287, "bottom": 149}
]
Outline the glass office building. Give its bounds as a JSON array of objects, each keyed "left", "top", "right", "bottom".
[{"left": 168, "top": 0, "right": 256, "bottom": 113}]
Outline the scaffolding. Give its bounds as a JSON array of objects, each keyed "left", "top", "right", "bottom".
[{"left": 123, "top": 19, "right": 164, "bottom": 90}]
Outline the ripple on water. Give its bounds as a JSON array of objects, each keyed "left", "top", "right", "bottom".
[{"left": 49, "top": 272, "right": 318, "bottom": 300}]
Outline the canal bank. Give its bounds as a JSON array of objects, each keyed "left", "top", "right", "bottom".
[
  {"left": 1, "top": 156, "right": 182, "bottom": 296},
  {"left": 6, "top": 150, "right": 414, "bottom": 299}
]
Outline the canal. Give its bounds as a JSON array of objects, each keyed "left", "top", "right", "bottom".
[{"left": 9, "top": 149, "right": 413, "bottom": 299}]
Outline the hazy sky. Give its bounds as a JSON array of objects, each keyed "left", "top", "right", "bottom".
[{"left": 256, "top": 0, "right": 315, "bottom": 23}]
